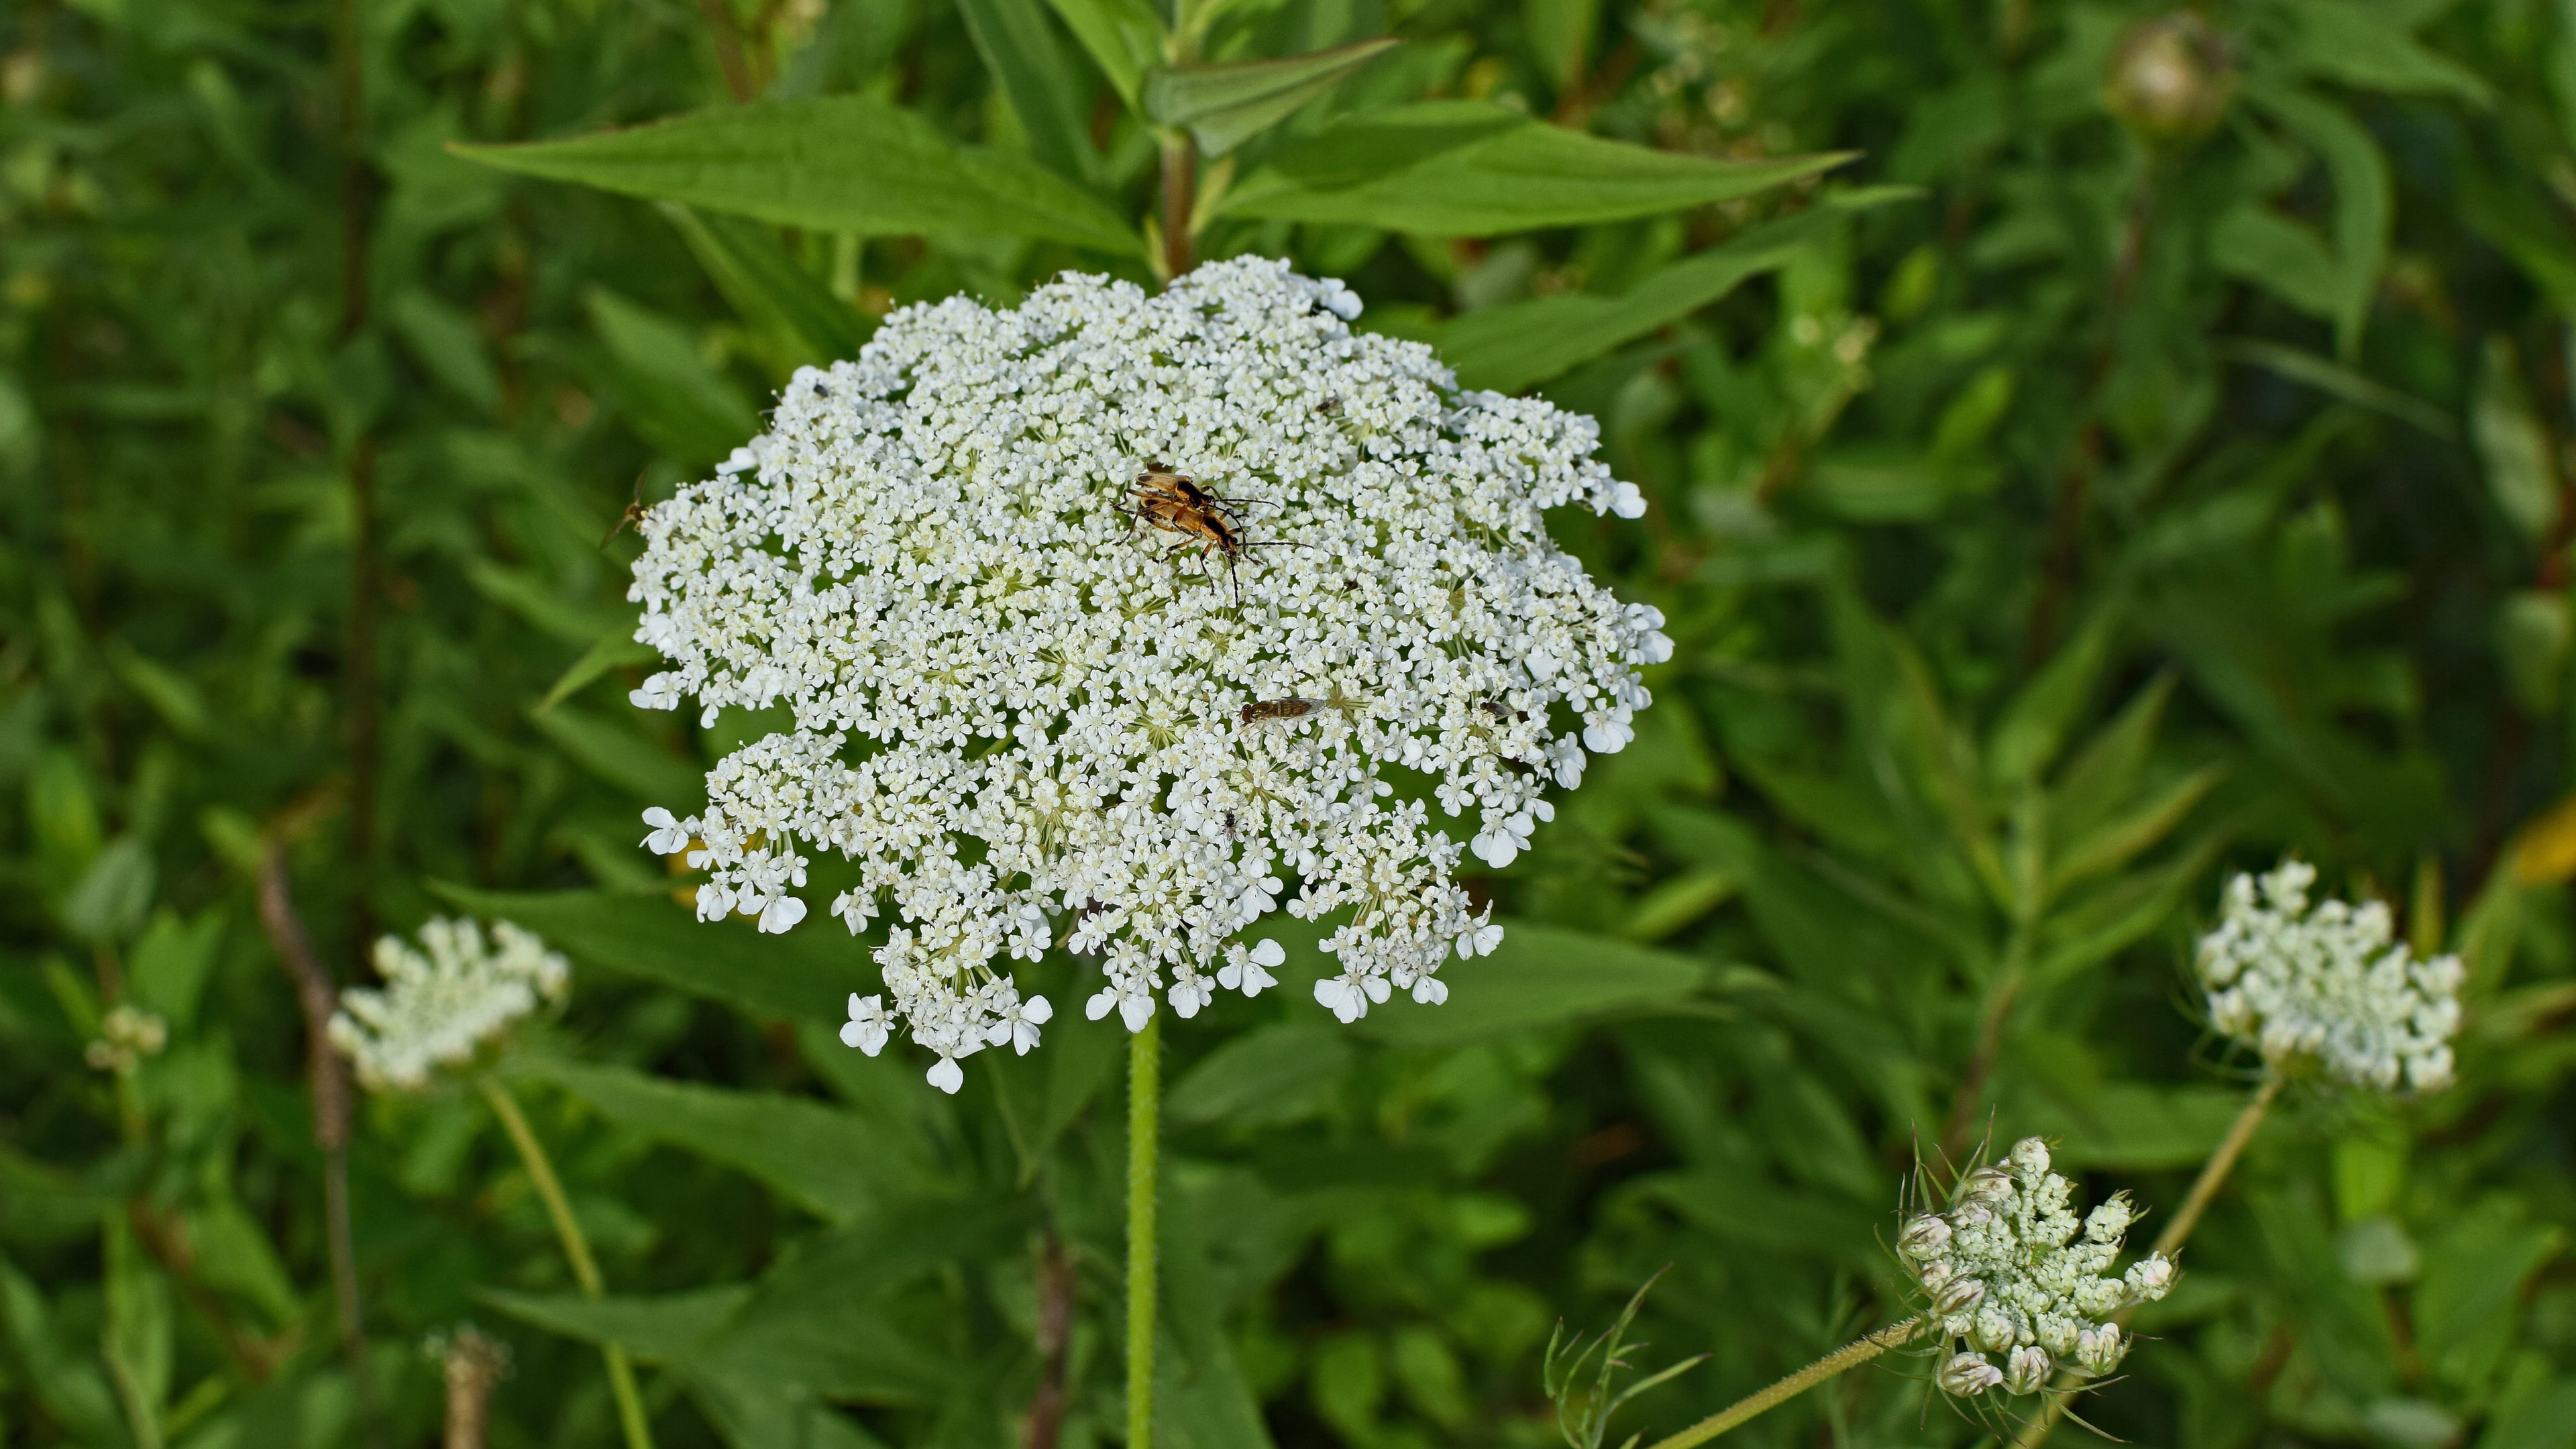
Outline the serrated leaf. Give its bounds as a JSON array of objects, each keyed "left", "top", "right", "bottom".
[
  {"left": 525, "top": 1058, "right": 916, "bottom": 1221},
  {"left": 1144, "top": 39, "right": 1399, "bottom": 158},
  {"left": 427, "top": 885, "right": 856, "bottom": 1022},
  {"left": 660, "top": 205, "right": 870, "bottom": 369},
  {"left": 1436, "top": 191, "right": 1913, "bottom": 392},
  {"left": 1044, "top": 0, "right": 1165, "bottom": 111},
  {"left": 959, "top": 0, "right": 1104, "bottom": 182},
  {"left": 451, "top": 97, "right": 1136, "bottom": 252},
  {"left": 2048, "top": 763, "right": 2224, "bottom": 896},
  {"left": 1222, "top": 100, "right": 1849, "bottom": 235}
]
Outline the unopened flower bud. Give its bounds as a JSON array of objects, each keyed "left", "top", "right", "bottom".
[
  {"left": 1899, "top": 1214, "right": 1952, "bottom": 1260},
  {"left": 1953, "top": 1197, "right": 1994, "bottom": 1227},
  {"left": 1972, "top": 1307, "right": 2018, "bottom": 1353},
  {"left": 2103, "top": 11, "right": 2235, "bottom": 142},
  {"left": 2124, "top": 1252, "right": 2176, "bottom": 1301},
  {"left": 2084, "top": 1193, "right": 2133, "bottom": 1243},
  {"left": 2004, "top": 1344, "right": 2052, "bottom": 1395},
  {"left": 1938, "top": 1352, "right": 2004, "bottom": 1397},
  {"left": 2008, "top": 1137, "right": 2051, "bottom": 1179},
  {"left": 1935, "top": 1275, "right": 1987, "bottom": 1317},
  {"left": 1962, "top": 1165, "right": 2014, "bottom": 1204},
  {"left": 1917, "top": 1259, "right": 1955, "bottom": 1292},
  {"left": 2074, "top": 1323, "right": 2125, "bottom": 1375}
]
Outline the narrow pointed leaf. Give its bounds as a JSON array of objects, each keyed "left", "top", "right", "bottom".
[
  {"left": 1144, "top": 38, "right": 1399, "bottom": 158},
  {"left": 959, "top": 0, "right": 1104, "bottom": 182},
  {"left": 1222, "top": 100, "right": 1851, "bottom": 235},
  {"left": 451, "top": 97, "right": 1136, "bottom": 252},
  {"left": 661, "top": 205, "right": 870, "bottom": 367},
  {"left": 1044, "top": 0, "right": 1165, "bottom": 110},
  {"left": 1436, "top": 189, "right": 1913, "bottom": 392}
]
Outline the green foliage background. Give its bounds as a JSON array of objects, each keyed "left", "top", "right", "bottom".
[{"left": 7, "top": 0, "right": 2576, "bottom": 1446}]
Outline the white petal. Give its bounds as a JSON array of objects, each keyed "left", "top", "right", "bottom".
[
  {"left": 926, "top": 1058, "right": 963, "bottom": 1094},
  {"left": 1250, "top": 938, "right": 1286, "bottom": 967}
]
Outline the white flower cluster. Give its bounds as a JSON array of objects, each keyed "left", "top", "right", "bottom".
[
  {"left": 1899, "top": 1138, "right": 2174, "bottom": 1398},
  {"left": 2198, "top": 859, "right": 2463, "bottom": 1093},
  {"left": 85, "top": 1004, "right": 168, "bottom": 1075},
  {"left": 626, "top": 258, "right": 1668, "bottom": 1089},
  {"left": 329, "top": 919, "right": 570, "bottom": 1092}
]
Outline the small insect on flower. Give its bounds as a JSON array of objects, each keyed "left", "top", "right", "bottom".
[
  {"left": 1131, "top": 462, "right": 1295, "bottom": 600},
  {"left": 1240, "top": 698, "right": 1319, "bottom": 725}
]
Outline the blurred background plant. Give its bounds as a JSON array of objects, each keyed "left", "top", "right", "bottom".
[{"left": 6, "top": 0, "right": 2576, "bottom": 1446}]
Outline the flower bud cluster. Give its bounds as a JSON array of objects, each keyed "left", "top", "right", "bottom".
[
  {"left": 1899, "top": 1137, "right": 2174, "bottom": 1397},
  {"left": 85, "top": 1004, "right": 168, "bottom": 1075},
  {"left": 2198, "top": 859, "right": 2463, "bottom": 1092},
  {"left": 626, "top": 258, "right": 1668, "bottom": 1088},
  {"left": 329, "top": 919, "right": 570, "bottom": 1092}
]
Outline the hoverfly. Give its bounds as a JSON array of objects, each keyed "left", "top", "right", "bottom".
[
  {"left": 1130, "top": 462, "right": 1295, "bottom": 598},
  {"left": 598, "top": 475, "right": 646, "bottom": 551}
]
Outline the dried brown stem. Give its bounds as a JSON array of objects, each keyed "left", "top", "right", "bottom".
[
  {"left": 1024, "top": 1232, "right": 1077, "bottom": 1449},
  {"left": 1161, "top": 136, "right": 1196, "bottom": 283},
  {"left": 256, "top": 842, "right": 379, "bottom": 1440},
  {"left": 694, "top": 0, "right": 759, "bottom": 101}
]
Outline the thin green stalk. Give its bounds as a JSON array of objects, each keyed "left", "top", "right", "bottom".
[
  {"left": 1126, "top": 1012, "right": 1162, "bottom": 1448},
  {"left": 483, "top": 1078, "right": 655, "bottom": 1449},
  {"left": 2011, "top": 1072, "right": 2284, "bottom": 1448},
  {"left": 1647, "top": 1317, "right": 1926, "bottom": 1448}
]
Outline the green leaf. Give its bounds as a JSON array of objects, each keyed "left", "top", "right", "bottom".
[
  {"left": 2011, "top": 1081, "right": 2250, "bottom": 1171},
  {"left": 1435, "top": 192, "right": 1913, "bottom": 392},
  {"left": 427, "top": 885, "right": 857, "bottom": 1023},
  {"left": 2278, "top": 0, "right": 2493, "bottom": 105},
  {"left": 537, "top": 628, "right": 659, "bottom": 714},
  {"left": 451, "top": 97, "right": 1136, "bottom": 252},
  {"left": 2473, "top": 337, "right": 2559, "bottom": 544},
  {"left": 1143, "top": 39, "right": 1399, "bottom": 158},
  {"left": 126, "top": 908, "right": 223, "bottom": 1031},
  {"left": 660, "top": 205, "right": 871, "bottom": 369},
  {"left": 2253, "top": 86, "right": 2393, "bottom": 358},
  {"left": 1169, "top": 1022, "right": 1354, "bottom": 1128},
  {"left": 1221, "top": 100, "right": 1850, "bottom": 235},
  {"left": 102, "top": 1212, "right": 172, "bottom": 1438},
  {"left": 959, "top": 0, "right": 1104, "bottom": 182},
  {"left": 1523, "top": 0, "right": 1602, "bottom": 92},
  {"left": 2220, "top": 338, "right": 2459, "bottom": 441},
  {"left": 584, "top": 288, "right": 759, "bottom": 466},
  {"left": 386, "top": 288, "right": 502, "bottom": 414},
  {"left": 482, "top": 1283, "right": 754, "bottom": 1362},
  {"left": 2210, "top": 205, "right": 2345, "bottom": 321},
  {"left": 2047, "top": 763, "right": 2224, "bottom": 897},
  {"left": 1353, "top": 922, "right": 1705, "bottom": 1046},
  {"left": 1987, "top": 606, "right": 2115, "bottom": 787},
  {"left": 2414, "top": 1201, "right": 2563, "bottom": 1392},
  {"left": 1044, "top": 0, "right": 1165, "bottom": 111},
  {"left": 465, "top": 556, "right": 630, "bottom": 645},
  {"left": 525, "top": 1058, "right": 916, "bottom": 1222},
  {"left": 527, "top": 702, "right": 705, "bottom": 806}
]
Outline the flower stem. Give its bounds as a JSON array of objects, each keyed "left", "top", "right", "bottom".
[
  {"left": 1126, "top": 1012, "right": 1163, "bottom": 1448},
  {"left": 482, "top": 1077, "right": 656, "bottom": 1449},
  {"left": 1645, "top": 1316, "right": 1926, "bottom": 1448},
  {"left": 2010, "top": 1071, "right": 2284, "bottom": 1448}
]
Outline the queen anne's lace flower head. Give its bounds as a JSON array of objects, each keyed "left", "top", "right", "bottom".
[
  {"left": 2198, "top": 859, "right": 2463, "bottom": 1092},
  {"left": 1899, "top": 1137, "right": 2173, "bottom": 1397},
  {"left": 627, "top": 259, "right": 1668, "bottom": 1089},
  {"left": 329, "top": 919, "right": 570, "bottom": 1092}
]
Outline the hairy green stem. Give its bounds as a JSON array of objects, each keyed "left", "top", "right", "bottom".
[
  {"left": 1127, "top": 1013, "right": 1163, "bottom": 1448},
  {"left": 2012, "top": 1072, "right": 2284, "bottom": 1448},
  {"left": 483, "top": 1078, "right": 655, "bottom": 1449},
  {"left": 1647, "top": 1317, "right": 1926, "bottom": 1448}
]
